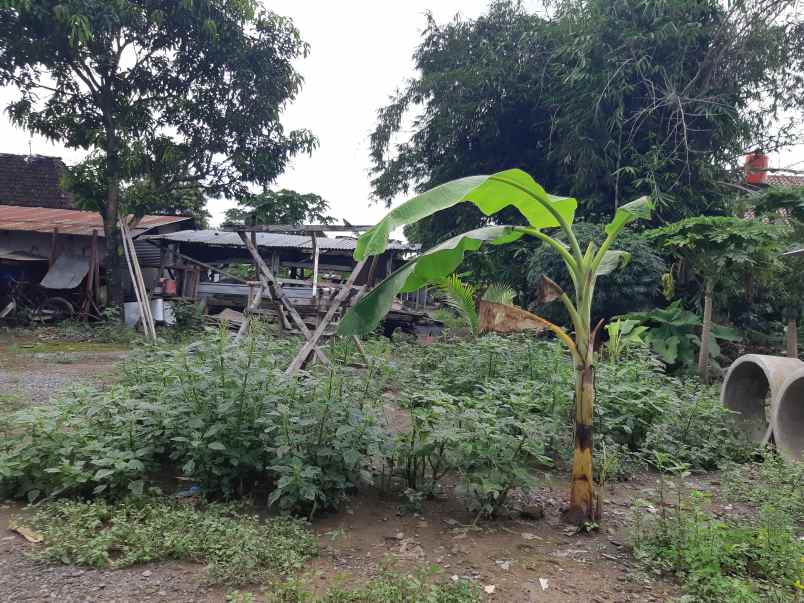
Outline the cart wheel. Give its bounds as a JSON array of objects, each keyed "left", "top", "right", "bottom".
[{"left": 34, "top": 297, "right": 75, "bottom": 322}]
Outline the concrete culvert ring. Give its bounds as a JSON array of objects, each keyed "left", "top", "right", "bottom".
[
  {"left": 773, "top": 369, "right": 804, "bottom": 460},
  {"left": 720, "top": 354, "right": 803, "bottom": 444}
]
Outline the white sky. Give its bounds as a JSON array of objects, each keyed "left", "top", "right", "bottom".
[
  {"left": 0, "top": 0, "right": 799, "bottom": 227},
  {"left": 0, "top": 1, "right": 497, "bottom": 227}
]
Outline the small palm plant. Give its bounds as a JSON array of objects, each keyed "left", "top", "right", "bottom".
[
  {"left": 434, "top": 274, "right": 517, "bottom": 336},
  {"left": 338, "top": 169, "right": 651, "bottom": 524}
]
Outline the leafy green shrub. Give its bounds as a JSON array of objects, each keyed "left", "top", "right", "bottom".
[
  {"left": 452, "top": 397, "right": 552, "bottom": 518},
  {"left": 25, "top": 498, "right": 317, "bottom": 585},
  {"left": 722, "top": 453, "right": 804, "bottom": 524},
  {"left": 641, "top": 382, "right": 755, "bottom": 470},
  {"left": 167, "top": 299, "right": 206, "bottom": 336},
  {"left": 632, "top": 460, "right": 804, "bottom": 602},
  {"left": 622, "top": 301, "right": 741, "bottom": 372},
  {"left": 0, "top": 385, "right": 159, "bottom": 501},
  {"left": 0, "top": 329, "right": 390, "bottom": 515}
]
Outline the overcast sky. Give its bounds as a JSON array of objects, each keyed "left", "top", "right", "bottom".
[
  {"left": 0, "top": 1, "right": 500, "bottom": 227},
  {"left": 0, "top": 0, "right": 799, "bottom": 227}
]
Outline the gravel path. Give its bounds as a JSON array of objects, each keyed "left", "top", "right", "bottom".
[
  {"left": 0, "top": 538, "right": 223, "bottom": 603},
  {"left": 0, "top": 351, "right": 127, "bottom": 405}
]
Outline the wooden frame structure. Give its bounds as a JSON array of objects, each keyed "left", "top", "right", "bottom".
[{"left": 228, "top": 224, "right": 373, "bottom": 376}]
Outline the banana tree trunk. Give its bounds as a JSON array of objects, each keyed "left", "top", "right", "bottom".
[
  {"left": 697, "top": 280, "right": 714, "bottom": 383},
  {"left": 565, "top": 360, "right": 597, "bottom": 525},
  {"left": 787, "top": 319, "right": 798, "bottom": 359}
]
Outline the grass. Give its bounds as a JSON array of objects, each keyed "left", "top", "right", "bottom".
[
  {"left": 262, "top": 567, "right": 482, "bottom": 602},
  {"left": 23, "top": 498, "right": 318, "bottom": 585},
  {"left": 631, "top": 454, "right": 804, "bottom": 602}
]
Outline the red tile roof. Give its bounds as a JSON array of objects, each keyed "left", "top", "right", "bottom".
[
  {"left": 0, "top": 153, "right": 76, "bottom": 209},
  {"left": 0, "top": 205, "right": 191, "bottom": 237},
  {"left": 766, "top": 174, "right": 804, "bottom": 188}
]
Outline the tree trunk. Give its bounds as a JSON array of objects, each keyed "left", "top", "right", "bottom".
[
  {"left": 697, "top": 281, "right": 714, "bottom": 383},
  {"left": 102, "top": 174, "right": 125, "bottom": 309},
  {"left": 565, "top": 361, "right": 597, "bottom": 525},
  {"left": 787, "top": 319, "right": 798, "bottom": 359}
]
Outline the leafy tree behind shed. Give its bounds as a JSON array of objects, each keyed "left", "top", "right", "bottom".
[{"left": 0, "top": 0, "right": 316, "bottom": 303}]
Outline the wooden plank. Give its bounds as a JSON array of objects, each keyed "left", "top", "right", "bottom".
[
  {"left": 286, "top": 259, "right": 367, "bottom": 376},
  {"left": 238, "top": 232, "right": 329, "bottom": 365},
  {"left": 165, "top": 248, "right": 249, "bottom": 284}
]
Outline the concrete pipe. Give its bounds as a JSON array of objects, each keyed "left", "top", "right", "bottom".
[
  {"left": 772, "top": 368, "right": 804, "bottom": 460},
  {"left": 720, "top": 354, "right": 804, "bottom": 444}
]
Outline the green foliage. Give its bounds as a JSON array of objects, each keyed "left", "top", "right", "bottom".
[
  {"left": 632, "top": 458, "right": 804, "bottom": 602},
  {"left": 645, "top": 216, "right": 788, "bottom": 288},
  {"left": 481, "top": 282, "right": 516, "bottom": 306},
  {"left": 386, "top": 336, "right": 753, "bottom": 478},
  {"left": 168, "top": 300, "right": 206, "bottom": 336},
  {"left": 224, "top": 189, "right": 335, "bottom": 227},
  {"left": 640, "top": 383, "right": 755, "bottom": 470},
  {"left": 527, "top": 222, "right": 666, "bottom": 319},
  {"left": 266, "top": 566, "right": 481, "bottom": 602},
  {"left": 723, "top": 453, "right": 804, "bottom": 525},
  {"left": 65, "top": 152, "right": 210, "bottom": 225},
  {"left": 604, "top": 319, "right": 647, "bottom": 361},
  {"left": 370, "top": 0, "right": 804, "bottom": 246},
  {"left": 433, "top": 275, "right": 518, "bottom": 336},
  {"left": 623, "top": 301, "right": 741, "bottom": 371},
  {"left": 24, "top": 498, "right": 317, "bottom": 585},
  {"left": 434, "top": 274, "right": 480, "bottom": 336},
  {"left": 0, "top": 329, "right": 389, "bottom": 515}
]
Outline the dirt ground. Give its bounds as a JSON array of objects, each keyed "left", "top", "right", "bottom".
[{"left": 0, "top": 331, "right": 689, "bottom": 602}]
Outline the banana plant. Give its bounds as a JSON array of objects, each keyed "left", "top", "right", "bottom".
[{"left": 338, "top": 169, "right": 651, "bottom": 524}]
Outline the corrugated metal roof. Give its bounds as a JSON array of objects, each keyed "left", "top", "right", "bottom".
[
  {"left": 0, "top": 205, "right": 192, "bottom": 237},
  {"left": 143, "top": 229, "right": 416, "bottom": 252}
]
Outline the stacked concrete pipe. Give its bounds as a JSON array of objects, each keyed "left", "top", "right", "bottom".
[{"left": 720, "top": 354, "right": 804, "bottom": 459}]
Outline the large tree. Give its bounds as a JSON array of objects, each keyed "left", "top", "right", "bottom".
[
  {"left": 0, "top": 0, "right": 316, "bottom": 302},
  {"left": 370, "top": 0, "right": 804, "bottom": 248}
]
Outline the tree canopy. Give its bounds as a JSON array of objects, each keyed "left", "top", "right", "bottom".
[
  {"left": 0, "top": 0, "right": 316, "bottom": 298},
  {"left": 224, "top": 189, "right": 334, "bottom": 227},
  {"left": 370, "top": 0, "right": 804, "bottom": 248}
]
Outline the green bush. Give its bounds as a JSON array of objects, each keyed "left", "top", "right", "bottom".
[
  {"left": 632, "top": 458, "right": 804, "bottom": 602},
  {"left": 0, "top": 328, "right": 390, "bottom": 515},
  {"left": 24, "top": 498, "right": 317, "bottom": 585}
]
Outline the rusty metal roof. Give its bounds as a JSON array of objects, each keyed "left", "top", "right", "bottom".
[
  {"left": 143, "top": 229, "right": 416, "bottom": 252},
  {"left": 767, "top": 174, "right": 804, "bottom": 188},
  {"left": 0, "top": 205, "right": 192, "bottom": 237}
]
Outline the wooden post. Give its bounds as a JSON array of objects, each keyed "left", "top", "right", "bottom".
[
  {"left": 311, "top": 233, "right": 319, "bottom": 297},
  {"left": 251, "top": 231, "right": 259, "bottom": 280},
  {"left": 285, "top": 259, "right": 368, "bottom": 376},
  {"left": 90, "top": 229, "right": 98, "bottom": 304},
  {"left": 238, "top": 232, "right": 329, "bottom": 365},
  {"left": 49, "top": 227, "right": 59, "bottom": 267}
]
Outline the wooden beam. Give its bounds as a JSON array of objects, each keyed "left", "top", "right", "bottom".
[
  {"left": 238, "top": 232, "right": 329, "bottom": 365},
  {"left": 49, "top": 227, "right": 59, "bottom": 267},
  {"left": 286, "top": 258, "right": 367, "bottom": 376},
  {"left": 167, "top": 248, "right": 249, "bottom": 284}
]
